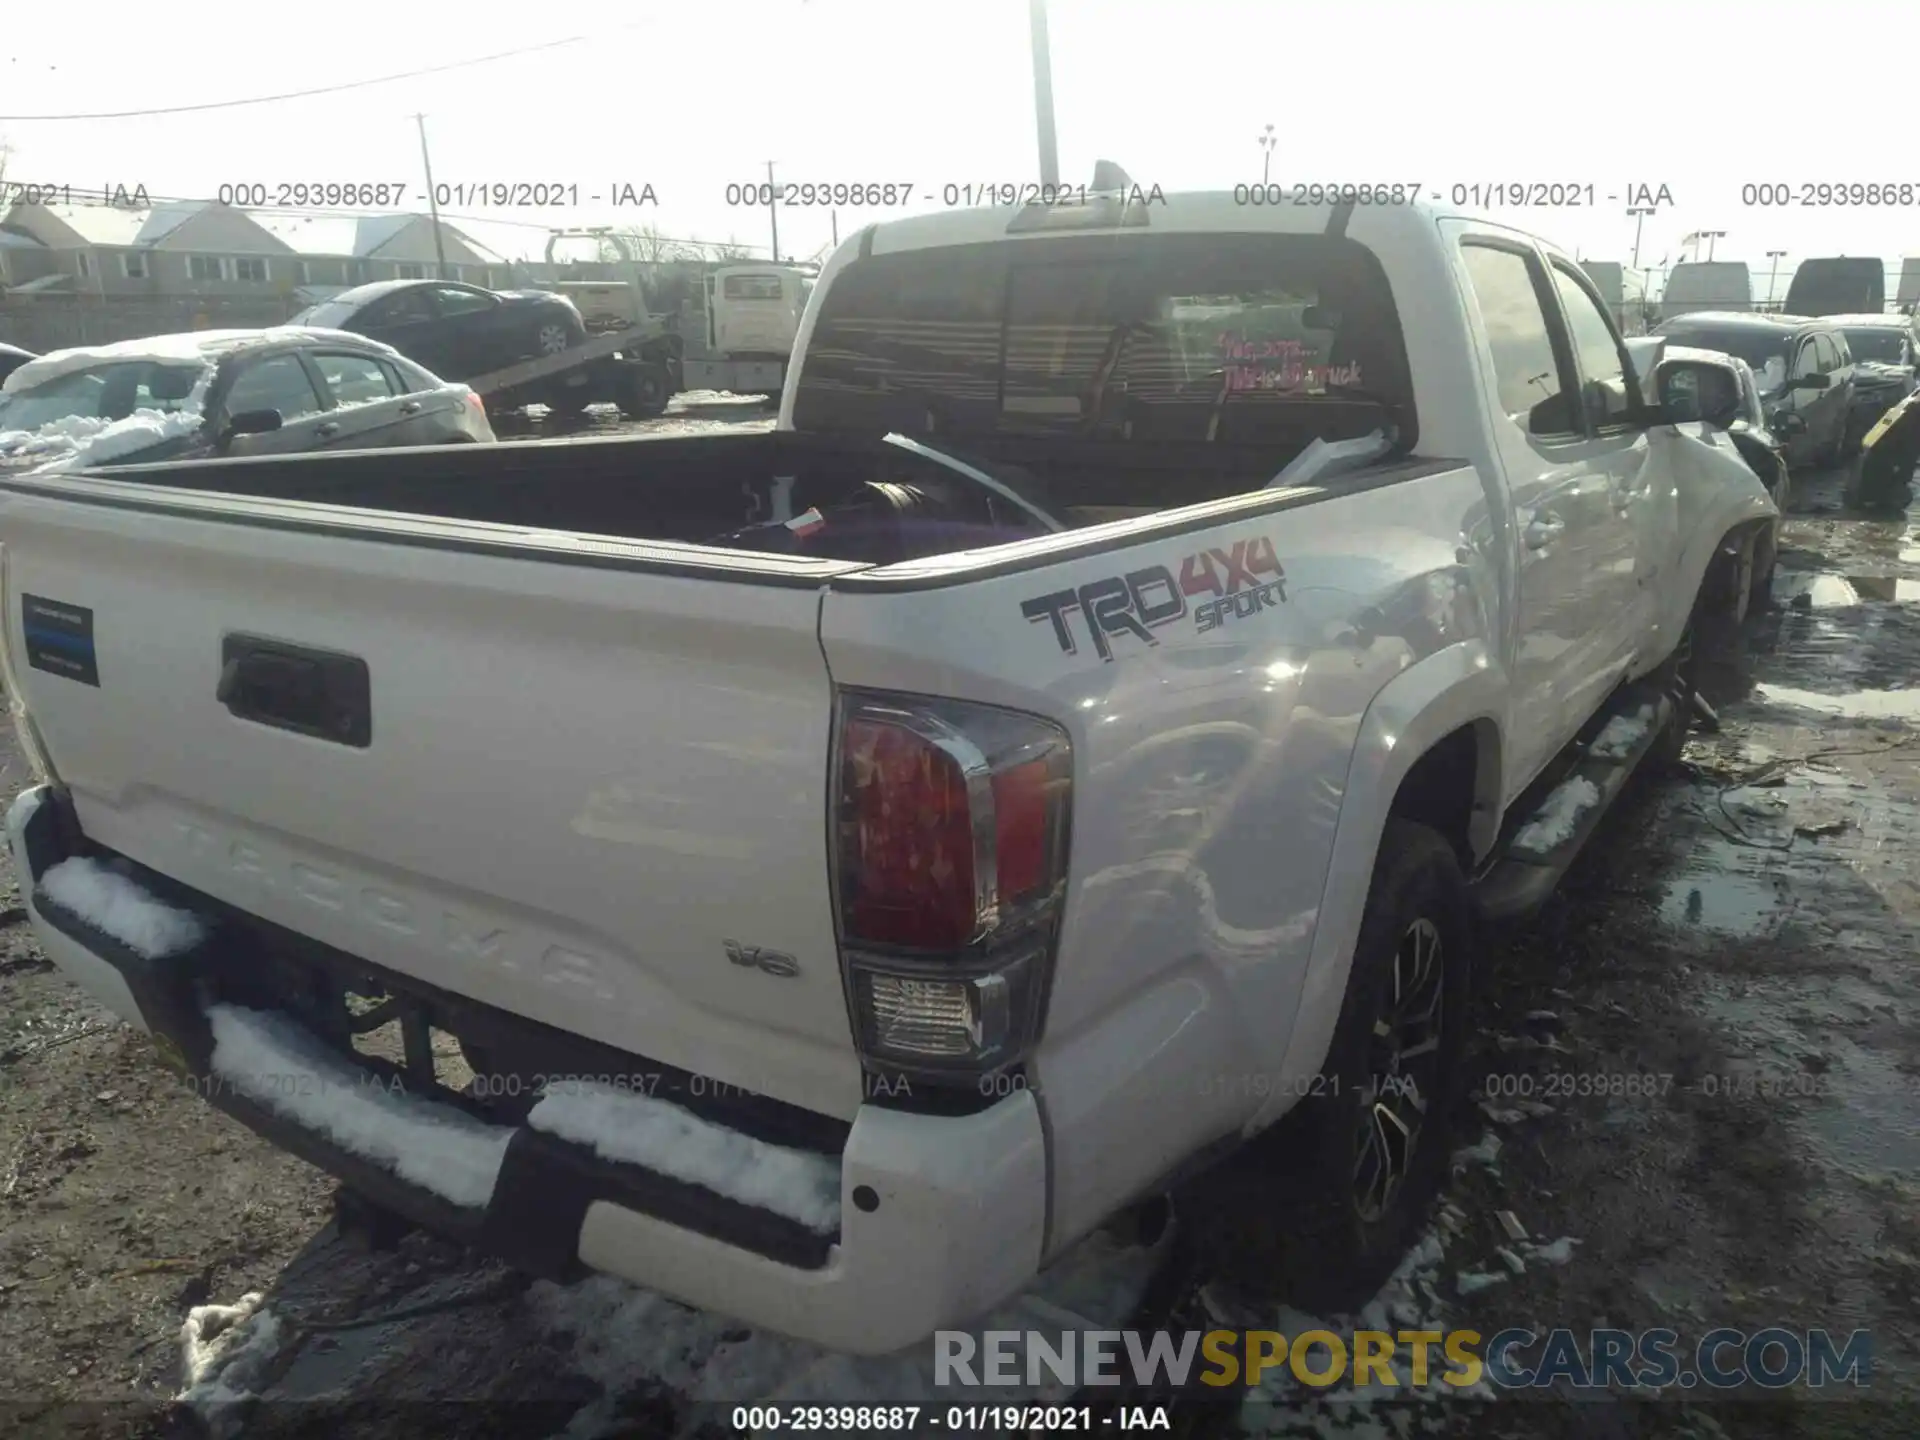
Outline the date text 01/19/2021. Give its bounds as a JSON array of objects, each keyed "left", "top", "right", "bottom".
[{"left": 728, "top": 1406, "right": 1173, "bottom": 1431}]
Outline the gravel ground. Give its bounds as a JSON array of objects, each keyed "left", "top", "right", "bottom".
[{"left": 0, "top": 456, "right": 1915, "bottom": 1439}]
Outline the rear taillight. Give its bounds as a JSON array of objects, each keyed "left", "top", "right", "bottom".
[{"left": 832, "top": 691, "right": 1071, "bottom": 1088}]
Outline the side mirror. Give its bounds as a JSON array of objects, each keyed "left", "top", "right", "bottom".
[
  {"left": 218, "top": 408, "right": 283, "bottom": 453},
  {"left": 1656, "top": 359, "right": 1741, "bottom": 427},
  {"left": 1789, "top": 373, "right": 1831, "bottom": 391}
]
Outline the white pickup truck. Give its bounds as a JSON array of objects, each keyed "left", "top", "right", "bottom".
[{"left": 0, "top": 190, "right": 1775, "bottom": 1355}]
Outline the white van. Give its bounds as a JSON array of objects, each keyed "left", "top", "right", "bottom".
[{"left": 1660, "top": 261, "right": 1752, "bottom": 319}]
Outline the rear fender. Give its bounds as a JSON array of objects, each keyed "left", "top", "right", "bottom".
[{"left": 1255, "top": 641, "right": 1506, "bottom": 1134}]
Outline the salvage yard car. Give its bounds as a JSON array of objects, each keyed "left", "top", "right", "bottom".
[
  {"left": 290, "top": 279, "right": 587, "bottom": 383},
  {"left": 1648, "top": 343, "right": 1791, "bottom": 605},
  {"left": 0, "top": 189, "right": 1779, "bottom": 1354},
  {"left": 1651, "top": 311, "right": 1855, "bottom": 468},
  {"left": 0, "top": 329, "right": 494, "bottom": 472},
  {"left": 1829, "top": 312, "right": 1920, "bottom": 450}
]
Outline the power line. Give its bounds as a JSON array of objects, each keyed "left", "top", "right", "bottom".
[
  {"left": 2, "top": 185, "right": 773, "bottom": 255},
  {"left": 0, "top": 28, "right": 645, "bottom": 122}
]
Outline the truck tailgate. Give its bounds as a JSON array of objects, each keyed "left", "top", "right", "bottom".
[{"left": 0, "top": 487, "right": 866, "bottom": 1120}]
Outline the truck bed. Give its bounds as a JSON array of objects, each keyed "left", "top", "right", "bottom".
[{"left": 29, "top": 420, "right": 1387, "bottom": 566}]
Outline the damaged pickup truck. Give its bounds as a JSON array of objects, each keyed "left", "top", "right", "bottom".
[{"left": 0, "top": 191, "right": 1777, "bottom": 1354}]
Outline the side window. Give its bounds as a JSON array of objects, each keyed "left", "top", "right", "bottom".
[
  {"left": 381, "top": 360, "right": 424, "bottom": 395},
  {"left": 431, "top": 286, "right": 495, "bottom": 317},
  {"left": 366, "top": 291, "right": 433, "bottom": 327},
  {"left": 1822, "top": 333, "right": 1847, "bottom": 370},
  {"left": 1549, "top": 264, "right": 1635, "bottom": 429},
  {"left": 222, "top": 355, "right": 324, "bottom": 421},
  {"left": 1791, "top": 337, "right": 1822, "bottom": 379},
  {"left": 311, "top": 352, "right": 395, "bottom": 406},
  {"left": 1459, "top": 243, "right": 1578, "bottom": 438}
]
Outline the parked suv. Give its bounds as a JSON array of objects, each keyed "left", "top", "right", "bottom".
[{"left": 1652, "top": 312, "right": 1855, "bottom": 467}]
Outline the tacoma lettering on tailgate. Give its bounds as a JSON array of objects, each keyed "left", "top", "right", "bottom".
[{"left": 1020, "top": 534, "right": 1286, "bottom": 661}]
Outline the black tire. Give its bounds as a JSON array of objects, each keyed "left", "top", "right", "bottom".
[
  {"left": 1748, "top": 521, "right": 1778, "bottom": 613},
  {"left": 1651, "top": 613, "right": 1697, "bottom": 770},
  {"left": 1178, "top": 819, "right": 1473, "bottom": 1314},
  {"left": 618, "top": 362, "right": 672, "bottom": 420}
]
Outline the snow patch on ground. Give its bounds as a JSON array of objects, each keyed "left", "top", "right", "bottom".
[
  {"left": 1511, "top": 776, "right": 1602, "bottom": 855},
  {"left": 527, "top": 1080, "right": 841, "bottom": 1233},
  {"left": 177, "top": 1291, "right": 283, "bottom": 1436},
  {"left": 206, "top": 1003, "right": 511, "bottom": 1208},
  {"left": 1450, "top": 1132, "right": 1502, "bottom": 1173},
  {"left": 1241, "top": 1206, "right": 1492, "bottom": 1436},
  {"left": 39, "top": 855, "right": 207, "bottom": 959},
  {"left": 532, "top": 1228, "right": 1167, "bottom": 1438},
  {"left": 1589, "top": 704, "right": 1657, "bottom": 760},
  {"left": 1526, "top": 1236, "right": 1580, "bottom": 1266}
]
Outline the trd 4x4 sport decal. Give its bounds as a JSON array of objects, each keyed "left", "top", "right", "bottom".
[{"left": 1020, "top": 535, "right": 1287, "bottom": 661}]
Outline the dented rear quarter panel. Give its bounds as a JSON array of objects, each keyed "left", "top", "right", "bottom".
[{"left": 818, "top": 463, "right": 1499, "bottom": 1248}]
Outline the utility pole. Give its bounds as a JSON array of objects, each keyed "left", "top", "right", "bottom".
[
  {"left": 830, "top": 210, "right": 839, "bottom": 248},
  {"left": 414, "top": 113, "right": 450, "bottom": 281},
  {"left": 1627, "top": 205, "right": 1654, "bottom": 270},
  {"left": 766, "top": 160, "right": 780, "bottom": 264},
  {"left": 1029, "top": 0, "right": 1060, "bottom": 186},
  {"left": 1766, "top": 250, "right": 1788, "bottom": 310},
  {"left": 1258, "top": 124, "right": 1277, "bottom": 185}
]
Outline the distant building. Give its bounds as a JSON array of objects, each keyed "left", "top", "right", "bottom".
[
  {"left": 0, "top": 200, "right": 293, "bottom": 297},
  {"left": 250, "top": 213, "right": 512, "bottom": 299},
  {"left": 0, "top": 200, "right": 512, "bottom": 303}
]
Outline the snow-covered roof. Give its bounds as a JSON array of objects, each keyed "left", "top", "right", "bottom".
[
  {"left": 2, "top": 327, "right": 398, "bottom": 392},
  {"left": 135, "top": 201, "right": 211, "bottom": 247},
  {"left": 354, "top": 214, "right": 416, "bottom": 257},
  {"left": 0, "top": 230, "right": 48, "bottom": 250},
  {"left": 30, "top": 204, "right": 152, "bottom": 247},
  {"left": 250, "top": 214, "right": 367, "bottom": 256},
  {"left": 249, "top": 211, "right": 505, "bottom": 264}
]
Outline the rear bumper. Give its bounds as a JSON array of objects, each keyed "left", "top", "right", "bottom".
[{"left": 6, "top": 785, "right": 1048, "bottom": 1354}]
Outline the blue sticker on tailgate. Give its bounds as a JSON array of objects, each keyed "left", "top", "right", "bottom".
[{"left": 21, "top": 594, "right": 99, "bottom": 687}]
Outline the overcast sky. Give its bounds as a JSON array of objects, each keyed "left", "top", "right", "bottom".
[{"left": 2, "top": 0, "right": 1913, "bottom": 296}]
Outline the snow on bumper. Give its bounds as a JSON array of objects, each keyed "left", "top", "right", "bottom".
[{"left": 5, "top": 785, "right": 1048, "bottom": 1354}]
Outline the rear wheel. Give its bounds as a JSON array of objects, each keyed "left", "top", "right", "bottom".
[
  {"left": 1651, "top": 614, "right": 1697, "bottom": 770},
  {"left": 534, "top": 320, "right": 576, "bottom": 356},
  {"left": 1178, "top": 819, "right": 1472, "bottom": 1313},
  {"left": 618, "top": 362, "right": 672, "bottom": 420}
]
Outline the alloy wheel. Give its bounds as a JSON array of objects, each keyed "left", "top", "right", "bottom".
[
  {"left": 1352, "top": 916, "right": 1445, "bottom": 1223},
  {"left": 536, "top": 323, "right": 572, "bottom": 355}
]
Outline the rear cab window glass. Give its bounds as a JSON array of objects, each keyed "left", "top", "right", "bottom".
[
  {"left": 722, "top": 274, "right": 787, "bottom": 301},
  {"left": 791, "top": 232, "right": 1415, "bottom": 451}
]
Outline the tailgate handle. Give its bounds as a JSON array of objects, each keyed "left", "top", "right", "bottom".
[{"left": 217, "top": 636, "right": 371, "bottom": 748}]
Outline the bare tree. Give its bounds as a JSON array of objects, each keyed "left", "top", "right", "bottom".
[{"left": 604, "top": 223, "right": 687, "bottom": 265}]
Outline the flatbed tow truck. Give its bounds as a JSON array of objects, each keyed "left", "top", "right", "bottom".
[{"left": 465, "top": 317, "right": 684, "bottom": 420}]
